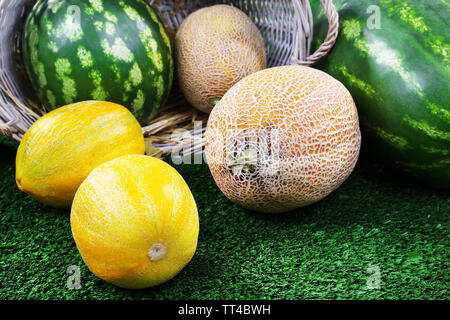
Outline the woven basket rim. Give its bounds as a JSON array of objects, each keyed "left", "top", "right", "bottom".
[{"left": 0, "top": 0, "right": 339, "bottom": 158}]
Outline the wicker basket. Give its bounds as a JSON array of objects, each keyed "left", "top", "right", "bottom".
[{"left": 0, "top": 0, "right": 338, "bottom": 158}]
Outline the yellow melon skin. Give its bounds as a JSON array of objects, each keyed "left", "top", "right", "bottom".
[
  {"left": 71, "top": 155, "right": 199, "bottom": 289},
  {"left": 15, "top": 101, "right": 145, "bottom": 208},
  {"left": 205, "top": 66, "right": 362, "bottom": 213},
  {"left": 175, "top": 4, "right": 266, "bottom": 113}
]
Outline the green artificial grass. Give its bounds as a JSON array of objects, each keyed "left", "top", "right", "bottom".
[{"left": 0, "top": 135, "right": 448, "bottom": 300}]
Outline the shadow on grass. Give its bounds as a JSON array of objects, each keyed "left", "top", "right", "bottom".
[
  {"left": 238, "top": 143, "right": 448, "bottom": 232},
  {"left": 93, "top": 244, "right": 226, "bottom": 300},
  {"left": 356, "top": 142, "right": 448, "bottom": 195},
  {"left": 0, "top": 137, "right": 18, "bottom": 165}
]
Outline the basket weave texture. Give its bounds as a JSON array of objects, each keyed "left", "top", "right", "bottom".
[{"left": 0, "top": 0, "right": 338, "bottom": 157}]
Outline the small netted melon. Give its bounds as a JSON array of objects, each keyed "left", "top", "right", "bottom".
[
  {"left": 205, "top": 66, "right": 362, "bottom": 213},
  {"left": 175, "top": 5, "right": 266, "bottom": 113}
]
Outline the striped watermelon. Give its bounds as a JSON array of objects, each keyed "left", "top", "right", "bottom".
[
  {"left": 22, "top": 0, "right": 173, "bottom": 124},
  {"left": 313, "top": 0, "right": 450, "bottom": 188}
]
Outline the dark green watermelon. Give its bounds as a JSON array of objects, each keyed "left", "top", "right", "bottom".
[
  {"left": 313, "top": 0, "right": 450, "bottom": 188},
  {"left": 22, "top": 0, "right": 173, "bottom": 124}
]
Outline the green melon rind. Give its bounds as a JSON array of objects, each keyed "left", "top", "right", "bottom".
[{"left": 313, "top": 0, "right": 450, "bottom": 187}]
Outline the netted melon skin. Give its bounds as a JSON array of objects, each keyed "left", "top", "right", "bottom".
[
  {"left": 205, "top": 66, "right": 362, "bottom": 213},
  {"left": 175, "top": 5, "right": 266, "bottom": 113}
]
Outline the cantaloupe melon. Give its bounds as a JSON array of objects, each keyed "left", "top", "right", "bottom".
[
  {"left": 205, "top": 66, "right": 361, "bottom": 213},
  {"left": 175, "top": 5, "right": 266, "bottom": 113}
]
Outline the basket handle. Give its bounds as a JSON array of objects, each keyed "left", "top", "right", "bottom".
[{"left": 290, "top": 0, "right": 339, "bottom": 66}]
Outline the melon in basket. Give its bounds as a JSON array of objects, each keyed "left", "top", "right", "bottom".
[
  {"left": 175, "top": 4, "right": 266, "bottom": 113},
  {"left": 21, "top": 0, "right": 173, "bottom": 124},
  {"left": 205, "top": 65, "right": 361, "bottom": 213}
]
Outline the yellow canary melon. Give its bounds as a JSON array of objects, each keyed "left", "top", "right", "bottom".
[
  {"left": 70, "top": 154, "right": 199, "bottom": 289},
  {"left": 16, "top": 101, "right": 145, "bottom": 208},
  {"left": 175, "top": 4, "right": 266, "bottom": 113},
  {"left": 205, "top": 66, "right": 362, "bottom": 213}
]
